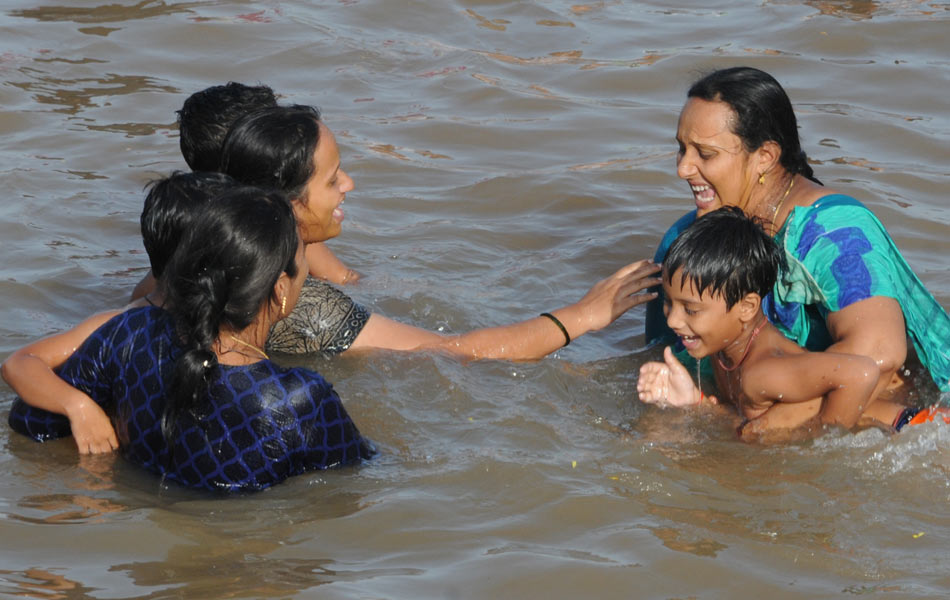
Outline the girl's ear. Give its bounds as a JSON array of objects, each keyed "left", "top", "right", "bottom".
[
  {"left": 272, "top": 272, "right": 291, "bottom": 310},
  {"left": 736, "top": 292, "right": 762, "bottom": 324}
]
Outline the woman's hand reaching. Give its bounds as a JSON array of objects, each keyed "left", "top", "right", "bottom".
[{"left": 572, "top": 259, "right": 662, "bottom": 333}]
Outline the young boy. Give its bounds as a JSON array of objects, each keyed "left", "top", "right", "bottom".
[{"left": 637, "top": 206, "right": 946, "bottom": 440}]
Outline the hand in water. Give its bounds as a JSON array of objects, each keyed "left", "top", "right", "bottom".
[
  {"left": 638, "top": 346, "right": 713, "bottom": 408},
  {"left": 66, "top": 395, "right": 118, "bottom": 454}
]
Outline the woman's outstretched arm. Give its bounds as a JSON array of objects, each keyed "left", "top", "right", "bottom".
[{"left": 347, "top": 259, "right": 661, "bottom": 360}]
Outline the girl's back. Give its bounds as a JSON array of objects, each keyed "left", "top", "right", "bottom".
[{"left": 12, "top": 305, "right": 374, "bottom": 491}]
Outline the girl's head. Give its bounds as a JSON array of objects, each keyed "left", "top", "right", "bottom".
[
  {"left": 141, "top": 171, "right": 238, "bottom": 278},
  {"left": 162, "top": 186, "right": 305, "bottom": 435},
  {"left": 676, "top": 67, "right": 818, "bottom": 215},
  {"left": 220, "top": 105, "right": 353, "bottom": 243}
]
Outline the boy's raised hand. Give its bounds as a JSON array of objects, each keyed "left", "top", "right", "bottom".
[{"left": 638, "top": 346, "right": 709, "bottom": 408}]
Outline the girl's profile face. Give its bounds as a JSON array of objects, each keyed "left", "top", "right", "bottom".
[
  {"left": 675, "top": 98, "right": 762, "bottom": 216},
  {"left": 293, "top": 123, "right": 354, "bottom": 243}
]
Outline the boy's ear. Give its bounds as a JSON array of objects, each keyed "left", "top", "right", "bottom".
[{"left": 736, "top": 292, "right": 761, "bottom": 323}]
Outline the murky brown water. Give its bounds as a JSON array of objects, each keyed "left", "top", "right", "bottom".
[{"left": 1, "top": 1, "right": 949, "bottom": 598}]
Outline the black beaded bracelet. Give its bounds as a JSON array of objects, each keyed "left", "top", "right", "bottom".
[{"left": 539, "top": 312, "right": 571, "bottom": 347}]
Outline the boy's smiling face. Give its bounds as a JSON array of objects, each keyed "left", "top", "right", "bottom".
[{"left": 663, "top": 267, "right": 746, "bottom": 358}]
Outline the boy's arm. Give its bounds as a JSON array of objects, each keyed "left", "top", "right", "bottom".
[
  {"left": 0, "top": 311, "right": 120, "bottom": 454},
  {"left": 741, "top": 351, "right": 879, "bottom": 428},
  {"left": 305, "top": 242, "right": 360, "bottom": 285}
]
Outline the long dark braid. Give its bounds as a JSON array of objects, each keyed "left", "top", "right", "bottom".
[{"left": 160, "top": 186, "right": 299, "bottom": 446}]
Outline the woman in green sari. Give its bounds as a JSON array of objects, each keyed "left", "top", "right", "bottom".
[{"left": 645, "top": 66, "right": 950, "bottom": 423}]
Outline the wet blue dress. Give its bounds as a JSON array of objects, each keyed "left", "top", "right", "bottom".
[{"left": 8, "top": 306, "right": 374, "bottom": 491}]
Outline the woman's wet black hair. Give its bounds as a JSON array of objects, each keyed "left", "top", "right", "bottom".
[
  {"left": 219, "top": 104, "right": 322, "bottom": 201},
  {"left": 141, "top": 171, "right": 238, "bottom": 278},
  {"left": 688, "top": 66, "right": 822, "bottom": 185},
  {"left": 664, "top": 206, "right": 785, "bottom": 309},
  {"left": 161, "top": 186, "right": 299, "bottom": 444},
  {"left": 177, "top": 82, "right": 278, "bottom": 173}
]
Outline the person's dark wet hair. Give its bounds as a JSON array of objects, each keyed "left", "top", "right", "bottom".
[
  {"left": 688, "top": 67, "right": 821, "bottom": 185},
  {"left": 162, "top": 187, "right": 299, "bottom": 442},
  {"left": 177, "top": 82, "right": 278, "bottom": 173},
  {"left": 664, "top": 206, "right": 785, "bottom": 309},
  {"left": 141, "top": 171, "right": 238, "bottom": 278},
  {"left": 219, "top": 104, "right": 322, "bottom": 201}
]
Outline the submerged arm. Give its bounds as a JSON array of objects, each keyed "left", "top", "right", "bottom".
[{"left": 1, "top": 311, "right": 120, "bottom": 454}]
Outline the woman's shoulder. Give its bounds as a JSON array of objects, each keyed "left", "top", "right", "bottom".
[
  {"left": 103, "top": 304, "right": 169, "bottom": 328},
  {"left": 77, "top": 304, "right": 171, "bottom": 352},
  {"left": 803, "top": 191, "right": 866, "bottom": 212},
  {"left": 219, "top": 361, "right": 335, "bottom": 401},
  {"left": 785, "top": 191, "right": 881, "bottom": 239}
]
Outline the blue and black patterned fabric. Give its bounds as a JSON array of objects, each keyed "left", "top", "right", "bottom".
[{"left": 8, "top": 306, "right": 374, "bottom": 491}]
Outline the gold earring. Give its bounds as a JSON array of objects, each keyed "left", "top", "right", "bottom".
[
  {"left": 281, "top": 295, "right": 287, "bottom": 316},
  {"left": 758, "top": 173, "right": 766, "bottom": 185}
]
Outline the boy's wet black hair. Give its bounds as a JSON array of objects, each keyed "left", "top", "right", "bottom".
[
  {"left": 141, "top": 171, "right": 238, "bottom": 278},
  {"left": 664, "top": 206, "right": 785, "bottom": 309},
  {"left": 177, "top": 82, "right": 278, "bottom": 173}
]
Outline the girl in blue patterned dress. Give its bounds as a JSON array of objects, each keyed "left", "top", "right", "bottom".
[{"left": 3, "top": 187, "right": 374, "bottom": 491}]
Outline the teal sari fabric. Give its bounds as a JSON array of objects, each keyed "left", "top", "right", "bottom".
[{"left": 769, "top": 194, "right": 950, "bottom": 392}]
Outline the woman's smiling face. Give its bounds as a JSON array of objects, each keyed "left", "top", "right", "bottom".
[
  {"left": 293, "top": 122, "right": 354, "bottom": 243},
  {"left": 675, "top": 97, "right": 762, "bottom": 217}
]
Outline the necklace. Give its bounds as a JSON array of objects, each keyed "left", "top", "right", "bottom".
[
  {"left": 716, "top": 318, "right": 767, "bottom": 372},
  {"left": 227, "top": 334, "right": 269, "bottom": 360},
  {"left": 768, "top": 175, "right": 796, "bottom": 236}
]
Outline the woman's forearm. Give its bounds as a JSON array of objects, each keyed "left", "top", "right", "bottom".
[
  {"left": 826, "top": 296, "right": 907, "bottom": 407},
  {"left": 349, "top": 259, "right": 661, "bottom": 360},
  {"left": 449, "top": 260, "right": 660, "bottom": 359}
]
